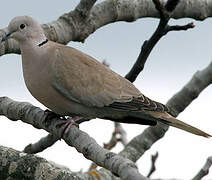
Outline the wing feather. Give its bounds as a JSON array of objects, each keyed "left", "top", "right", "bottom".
[{"left": 51, "top": 44, "right": 141, "bottom": 107}]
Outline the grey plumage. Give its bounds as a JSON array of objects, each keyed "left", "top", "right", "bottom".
[{"left": 2, "top": 16, "right": 211, "bottom": 138}]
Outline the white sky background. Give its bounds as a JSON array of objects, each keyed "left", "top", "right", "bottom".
[{"left": 0, "top": 1, "right": 211, "bottom": 179}]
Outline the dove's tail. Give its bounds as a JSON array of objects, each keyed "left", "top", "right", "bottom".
[{"left": 155, "top": 113, "right": 211, "bottom": 138}]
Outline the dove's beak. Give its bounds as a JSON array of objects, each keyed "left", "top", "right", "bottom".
[{"left": 1, "top": 33, "right": 11, "bottom": 42}]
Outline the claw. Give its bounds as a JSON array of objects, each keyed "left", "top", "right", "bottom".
[
  {"left": 56, "top": 116, "right": 81, "bottom": 138},
  {"left": 43, "top": 110, "right": 81, "bottom": 138}
]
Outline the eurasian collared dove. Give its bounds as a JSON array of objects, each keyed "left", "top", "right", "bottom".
[{"left": 1, "top": 16, "right": 211, "bottom": 138}]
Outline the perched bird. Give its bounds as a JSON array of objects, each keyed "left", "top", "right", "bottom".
[{"left": 1, "top": 16, "right": 211, "bottom": 138}]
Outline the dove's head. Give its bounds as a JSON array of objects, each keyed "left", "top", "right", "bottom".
[{"left": 2, "top": 16, "right": 46, "bottom": 45}]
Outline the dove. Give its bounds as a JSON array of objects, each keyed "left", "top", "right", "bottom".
[{"left": 1, "top": 16, "right": 211, "bottom": 138}]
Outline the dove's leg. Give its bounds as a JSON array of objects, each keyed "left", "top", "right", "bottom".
[
  {"left": 44, "top": 109, "right": 79, "bottom": 136},
  {"left": 44, "top": 110, "right": 86, "bottom": 137},
  {"left": 56, "top": 116, "right": 81, "bottom": 137},
  {"left": 44, "top": 109, "right": 66, "bottom": 126}
]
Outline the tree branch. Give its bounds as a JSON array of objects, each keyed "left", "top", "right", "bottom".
[
  {"left": 0, "top": 145, "right": 121, "bottom": 180},
  {"left": 103, "top": 122, "right": 127, "bottom": 150},
  {"left": 1, "top": 144, "right": 191, "bottom": 180},
  {"left": 0, "top": 145, "right": 82, "bottom": 179},
  {"left": 0, "top": 97, "right": 148, "bottom": 180},
  {"left": 125, "top": 0, "right": 194, "bottom": 82},
  {"left": 0, "top": 0, "right": 211, "bottom": 56},
  {"left": 147, "top": 152, "right": 159, "bottom": 178},
  {"left": 23, "top": 133, "right": 59, "bottom": 154},
  {"left": 75, "top": 0, "right": 97, "bottom": 18}
]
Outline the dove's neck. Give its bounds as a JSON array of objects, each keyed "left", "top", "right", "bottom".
[
  {"left": 37, "top": 39, "right": 48, "bottom": 47},
  {"left": 20, "top": 36, "right": 48, "bottom": 68},
  {"left": 20, "top": 33, "right": 47, "bottom": 48},
  {"left": 20, "top": 37, "right": 50, "bottom": 96},
  {"left": 20, "top": 36, "right": 47, "bottom": 54}
]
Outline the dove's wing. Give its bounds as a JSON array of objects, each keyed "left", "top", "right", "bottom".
[{"left": 51, "top": 42, "right": 143, "bottom": 108}]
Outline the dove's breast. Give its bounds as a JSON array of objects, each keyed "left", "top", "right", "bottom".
[{"left": 20, "top": 44, "right": 86, "bottom": 116}]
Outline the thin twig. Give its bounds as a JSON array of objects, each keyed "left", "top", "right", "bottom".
[
  {"left": 115, "top": 122, "right": 127, "bottom": 145},
  {"left": 165, "top": 22, "right": 195, "bottom": 34},
  {"left": 104, "top": 122, "right": 127, "bottom": 149},
  {"left": 23, "top": 133, "right": 60, "bottom": 154},
  {"left": 147, "top": 152, "right": 159, "bottom": 178},
  {"left": 125, "top": 0, "right": 193, "bottom": 82}
]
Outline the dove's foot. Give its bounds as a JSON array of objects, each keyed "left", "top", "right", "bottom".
[
  {"left": 56, "top": 116, "right": 81, "bottom": 138},
  {"left": 44, "top": 110, "right": 82, "bottom": 138}
]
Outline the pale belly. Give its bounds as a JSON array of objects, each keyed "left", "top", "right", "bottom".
[{"left": 23, "top": 72, "right": 103, "bottom": 118}]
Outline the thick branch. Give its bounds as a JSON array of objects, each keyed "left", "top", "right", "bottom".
[
  {"left": 0, "top": 0, "right": 212, "bottom": 56},
  {"left": 1, "top": 144, "right": 207, "bottom": 180},
  {"left": 119, "top": 61, "right": 212, "bottom": 162},
  {"left": 0, "top": 145, "right": 121, "bottom": 180},
  {"left": 0, "top": 145, "right": 84, "bottom": 179},
  {"left": 0, "top": 97, "right": 147, "bottom": 180}
]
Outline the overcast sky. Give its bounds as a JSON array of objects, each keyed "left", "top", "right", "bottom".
[{"left": 0, "top": 1, "right": 211, "bottom": 179}]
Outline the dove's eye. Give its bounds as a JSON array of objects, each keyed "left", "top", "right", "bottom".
[{"left": 20, "top": 24, "right": 26, "bottom": 29}]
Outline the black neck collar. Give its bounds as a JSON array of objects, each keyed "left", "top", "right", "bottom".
[{"left": 38, "top": 39, "right": 48, "bottom": 47}]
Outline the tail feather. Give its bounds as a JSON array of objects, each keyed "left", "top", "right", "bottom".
[{"left": 158, "top": 115, "right": 211, "bottom": 138}]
